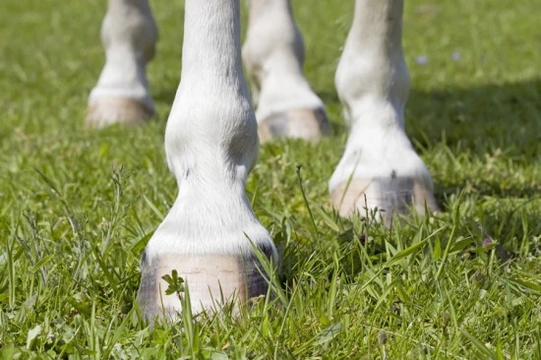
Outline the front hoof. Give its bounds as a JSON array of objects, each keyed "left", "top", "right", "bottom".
[
  {"left": 85, "top": 98, "right": 154, "bottom": 128},
  {"left": 330, "top": 177, "right": 439, "bottom": 226},
  {"left": 136, "top": 253, "right": 271, "bottom": 323},
  {"left": 258, "top": 107, "right": 330, "bottom": 144}
]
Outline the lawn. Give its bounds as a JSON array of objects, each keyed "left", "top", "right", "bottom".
[{"left": 1, "top": 0, "right": 540, "bottom": 358}]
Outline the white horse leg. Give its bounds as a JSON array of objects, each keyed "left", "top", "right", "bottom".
[
  {"left": 243, "top": 0, "right": 330, "bottom": 143},
  {"left": 137, "top": 0, "right": 277, "bottom": 321},
  {"left": 86, "top": 0, "right": 158, "bottom": 127},
  {"left": 330, "top": 0, "right": 438, "bottom": 224}
]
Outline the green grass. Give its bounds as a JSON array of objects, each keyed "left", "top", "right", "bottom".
[{"left": 1, "top": 0, "right": 540, "bottom": 358}]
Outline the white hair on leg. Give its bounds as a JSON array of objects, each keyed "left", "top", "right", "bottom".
[
  {"left": 86, "top": 0, "right": 158, "bottom": 127},
  {"left": 329, "top": 0, "right": 438, "bottom": 225},
  {"left": 243, "top": 0, "right": 330, "bottom": 143},
  {"left": 137, "top": 0, "right": 277, "bottom": 322}
]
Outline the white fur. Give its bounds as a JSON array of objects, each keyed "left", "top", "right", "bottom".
[
  {"left": 243, "top": 0, "right": 324, "bottom": 121},
  {"left": 329, "top": 0, "right": 434, "bottom": 194},
  {"left": 88, "top": 0, "right": 157, "bottom": 113},
  {"left": 144, "top": 0, "right": 276, "bottom": 260}
]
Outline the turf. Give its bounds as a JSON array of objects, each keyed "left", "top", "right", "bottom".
[{"left": 1, "top": 0, "right": 540, "bottom": 358}]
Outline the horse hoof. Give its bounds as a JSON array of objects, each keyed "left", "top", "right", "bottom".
[
  {"left": 258, "top": 107, "right": 330, "bottom": 144},
  {"left": 85, "top": 98, "right": 154, "bottom": 128}
]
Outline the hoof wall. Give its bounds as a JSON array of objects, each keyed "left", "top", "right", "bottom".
[
  {"left": 330, "top": 177, "right": 439, "bottom": 226},
  {"left": 258, "top": 108, "right": 330, "bottom": 144},
  {"left": 85, "top": 98, "right": 154, "bottom": 128},
  {"left": 136, "top": 253, "right": 270, "bottom": 323}
]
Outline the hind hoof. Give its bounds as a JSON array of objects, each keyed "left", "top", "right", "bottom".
[
  {"left": 258, "top": 107, "right": 330, "bottom": 144},
  {"left": 85, "top": 98, "right": 154, "bottom": 128}
]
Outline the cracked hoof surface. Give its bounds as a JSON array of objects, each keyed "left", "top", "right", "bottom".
[
  {"left": 330, "top": 177, "right": 439, "bottom": 226},
  {"left": 136, "top": 253, "right": 271, "bottom": 322},
  {"left": 85, "top": 98, "right": 154, "bottom": 128},
  {"left": 258, "top": 108, "right": 330, "bottom": 143}
]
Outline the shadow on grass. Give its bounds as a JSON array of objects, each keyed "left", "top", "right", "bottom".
[
  {"left": 408, "top": 79, "right": 540, "bottom": 201},
  {"left": 407, "top": 79, "right": 541, "bottom": 156}
]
